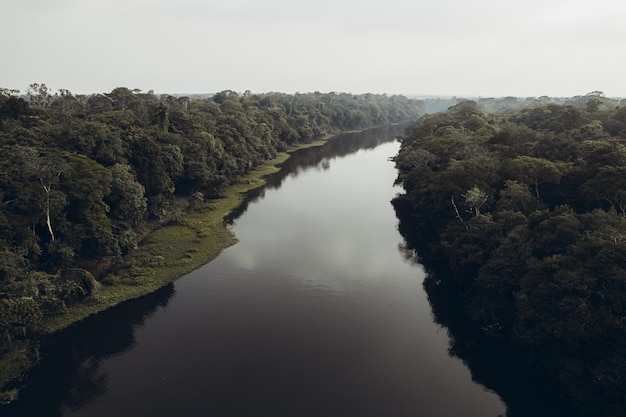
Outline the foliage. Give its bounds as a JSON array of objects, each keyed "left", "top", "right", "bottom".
[
  {"left": 393, "top": 98, "right": 626, "bottom": 415},
  {"left": 0, "top": 86, "right": 424, "bottom": 390}
]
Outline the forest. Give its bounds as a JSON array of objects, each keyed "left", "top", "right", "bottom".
[
  {"left": 393, "top": 93, "right": 626, "bottom": 416},
  {"left": 0, "top": 85, "right": 424, "bottom": 395}
]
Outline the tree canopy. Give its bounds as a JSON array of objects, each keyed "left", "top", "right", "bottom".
[
  {"left": 0, "top": 86, "right": 424, "bottom": 372},
  {"left": 393, "top": 98, "right": 626, "bottom": 416}
]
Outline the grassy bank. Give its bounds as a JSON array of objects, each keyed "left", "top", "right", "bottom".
[
  {"left": 0, "top": 137, "right": 330, "bottom": 397},
  {"left": 48, "top": 136, "right": 333, "bottom": 330},
  {"left": 43, "top": 151, "right": 293, "bottom": 334}
]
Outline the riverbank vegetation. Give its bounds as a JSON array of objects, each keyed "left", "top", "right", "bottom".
[
  {"left": 0, "top": 85, "right": 424, "bottom": 395},
  {"left": 392, "top": 92, "right": 626, "bottom": 416}
]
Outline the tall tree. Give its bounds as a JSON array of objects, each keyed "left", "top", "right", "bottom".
[
  {"left": 508, "top": 155, "right": 563, "bottom": 201},
  {"left": 26, "top": 83, "right": 52, "bottom": 110},
  {"left": 25, "top": 153, "right": 69, "bottom": 242}
]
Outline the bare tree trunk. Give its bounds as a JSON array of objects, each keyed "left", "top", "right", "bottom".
[
  {"left": 42, "top": 183, "right": 55, "bottom": 241},
  {"left": 534, "top": 180, "right": 541, "bottom": 201},
  {"left": 451, "top": 196, "right": 469, "bottom": 230}
]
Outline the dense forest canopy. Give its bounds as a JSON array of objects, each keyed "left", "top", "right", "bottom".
[
  {"left": 0, "top": 85, "right": 424, "bottom": 366},
  {"left": 393, "top": 96, "right": 626, "bottom": 416}
]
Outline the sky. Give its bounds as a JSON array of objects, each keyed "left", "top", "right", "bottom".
[{"left": 2, "top": 0, "right": 626, "bottom": 98}]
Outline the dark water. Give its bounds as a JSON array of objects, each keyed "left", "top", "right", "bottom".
[{"left": 6, "top": 125, "right": 507, "bottom": 417}]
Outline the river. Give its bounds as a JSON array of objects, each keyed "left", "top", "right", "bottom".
[{"left": 5, "top": 125, "right": 507, "bottom": 417}]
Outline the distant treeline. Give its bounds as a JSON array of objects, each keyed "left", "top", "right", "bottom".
[
  {"left": 393, "top": 96, "right": 626, "bottom": 416},
  {"left": 0, "top": 85, "right": 424, "bottom": 356},
  {"left": 418, "top": 91, "right": 625, "bottom": 114}
]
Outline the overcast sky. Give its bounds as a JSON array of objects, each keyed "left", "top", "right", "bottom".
[{"left": 2, "top": 0, "right": 625, "bottom": 97}]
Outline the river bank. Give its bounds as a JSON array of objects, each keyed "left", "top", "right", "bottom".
[
  {"left": 0, "top": 135, "right": 333, "bottom": 400},
  {"left": 43, "top": 138, "right": 331, "bottom": 334},
  {"left": 2, "top": 122, "right": 508, "bottom": 417}
]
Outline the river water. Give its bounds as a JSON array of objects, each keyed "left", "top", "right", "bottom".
[{"left": 6, "top": 125, "right": 507, "bottom": 417}]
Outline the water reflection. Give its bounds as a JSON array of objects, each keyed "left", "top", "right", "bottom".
[
  {"left": 4, "top": 126, "right": 407, "bottom": 417},
  {"left": 3, "top": 284, "right": 175, "bottom": 417},
  {"left": 393, "top": 210, "right": 580, "bottom": 417},
  {"left": 4, "top": 123, "right": 509, "bottom": 417},
  {"left": 226, "top": 123, "right": 408, "bottom": 224}
]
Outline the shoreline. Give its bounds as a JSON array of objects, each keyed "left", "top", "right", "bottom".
[
  {"left": 0, "top": 134, "right": 335, "bottom": 398},
  {"left": 43, "top": 146, "right": 305, "bottom": 333}
]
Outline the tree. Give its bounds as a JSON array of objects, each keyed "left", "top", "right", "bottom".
[
  {"left": 62, "top": 155, "right": 113, "bottom": 259},
  {"left": 463, "top": 186, "right": 489, "bottom": 218},
  {"left": 130, "top": 134, "right": 175, "bottom": 217},
  {"left": 580, "top": 166, "right": 626, "bottom": 216},
  {"left": 106, "top": 87, "right": 138, "bottom": 111},
  {"left": 26, "top": 83, "right": 52, "bottom": 110},
  {"left": 0, "top": 87, "right": 20, "bottom": 98},
  {"left": 529, "top": 205, "right": 581, "bottom": 258},
  {"left": 508, "top": 156, "right": 562, "bottom": 201},
  {"left": 153, "top": 102, "right": 169, "bottom": 132},
  {"left": 56, "top": 88, "right": 87, "bottom": 122},
  {"left": 0, "top": 96, "right": 30, "bottom": 121},
  {"left": 496, "top": 180, "right": 537, "bottom": 214},
  {"left": 25, "top": 153, "right": 69, "bottom": 242},
  {"left": 0, "top": 89, "right": 427, "bottom": 391},
  {"left": 392, "top": 99, "right": 626, "bottom": 413},
  {"left": 438, "top": 154, "right": 499, "bottom": 202},
  {"left": 394, "top": 147, "right": 438, "bottom": 171},
  {"left": 106, "top": 163, "right": 147, "bottom": 228}
]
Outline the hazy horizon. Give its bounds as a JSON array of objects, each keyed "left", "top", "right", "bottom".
[{"left": 2, "top": 0, "right": 626, "bottom": 98}]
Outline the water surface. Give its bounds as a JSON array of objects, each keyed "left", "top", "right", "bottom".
[{"left": 7, "top": 126, "right": 506, "bottom": 417}]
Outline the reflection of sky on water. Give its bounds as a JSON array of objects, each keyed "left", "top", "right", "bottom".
[
  {"left": 167, "top": 136, "right": 505, "bottom": 416},
  {"left": 11, "top": 126, "right": 506, "bottom": 417},
  {"left": 227, "top": 142, "right": 411, "bottom": 293}
]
